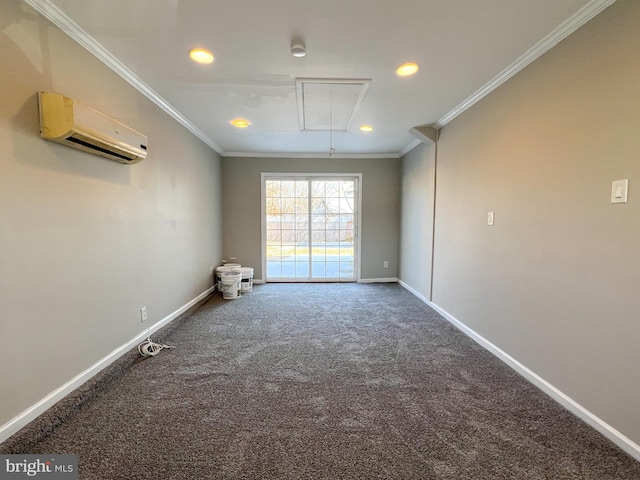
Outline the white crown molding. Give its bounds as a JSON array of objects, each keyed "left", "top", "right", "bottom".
[
  {"left": 223, "top": 151, "right": 400, "bottom": 159},
  {"left": 26, "top": 0, "right": 615, "bottom": 160},
  {"left": 398, "top": 138, "right": 422, "bottom": 156},
  {"left": 396, "top": 0, "right": 615, "bottom": 155},
  {"left": 435, "top": 0, "right": 616, "bottom": 128},
  {"left": 23, "top": 0, "right": 225, "bottom": 156}
]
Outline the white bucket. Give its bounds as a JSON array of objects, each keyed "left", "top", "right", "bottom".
[
  {"left": 221, "top": 272, "right": 242, "bottom": 300},
  {"left": 216, "top": 265, "right": 241, "bottom": 291},
  {"left": 238, "top": 267, "right": 254, "bottom": 293}
]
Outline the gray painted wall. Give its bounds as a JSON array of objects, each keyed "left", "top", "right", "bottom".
[
  {"left": 221, "top": 157, "right": 400, "bottom": 281},
  {"left": 0, "top": 1, "right": 223, "bottom": 430},
  {"left": 399, "top": 143, "right": 436, "bottom": 299},
  {"left": 400, "top": 0, "right": 640, "bottom": 446}
]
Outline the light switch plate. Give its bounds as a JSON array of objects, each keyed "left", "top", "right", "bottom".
[
  {"left": 487, "top": 211, "right": 495, "bottom": 226},
  {"left": 611, "top": 179, "right": 628, "bottom": 204}
]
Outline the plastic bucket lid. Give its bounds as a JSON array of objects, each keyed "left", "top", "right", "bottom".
[
  {"left": 237, "top": 267, "right": 254, "bottom": 278},
  {"left": 220, "top": 272, "right": 242, "bottom": 284},
  {"left": 217, "top": 265, "right": 239, "bottom": 274}
]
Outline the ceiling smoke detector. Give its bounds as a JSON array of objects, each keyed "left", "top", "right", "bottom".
[{"left": 291, "top": 42, "right": 306, "bottom": 58}]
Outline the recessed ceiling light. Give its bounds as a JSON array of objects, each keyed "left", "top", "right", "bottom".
[
  {"left": 396, "top": 62, "right": 419, "bottom": 76},
  {"left": 231, "top": 119, "right": 251, "bottom": 128},
  {"left": 360, "top": 125, "right": 374, "bottom": 132},
  {"left": 189, "top": 48, "right": 214, "bottom": 64}
]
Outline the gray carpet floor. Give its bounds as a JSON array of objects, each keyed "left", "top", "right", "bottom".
[{"left": 3, "top": 283, "right": 640, "bottom": 479}]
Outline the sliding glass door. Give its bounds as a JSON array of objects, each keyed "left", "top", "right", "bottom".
[{"left": 263, "top": 174, "right": 360, "bottom": 282}]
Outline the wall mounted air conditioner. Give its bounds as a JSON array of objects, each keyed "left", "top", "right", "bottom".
[{"left": 38, "top": 92, "right": 147, "bottom": 164}]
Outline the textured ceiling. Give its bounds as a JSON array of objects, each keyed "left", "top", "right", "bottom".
[{"left": 27, "top": 0, "right": 613, "bottom": 157}]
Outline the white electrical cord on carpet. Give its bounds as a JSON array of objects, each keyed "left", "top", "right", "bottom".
[{"left": 137, "top": 337, "right": 175, "bottom": 357}]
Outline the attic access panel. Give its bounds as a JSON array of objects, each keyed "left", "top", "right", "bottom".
[{"left": 295, "top": 78, "right": 371, "bottom": 132}]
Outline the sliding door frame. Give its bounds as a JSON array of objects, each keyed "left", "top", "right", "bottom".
[{"left": 261, "top": 172, "right": 362, "bottom": 283}]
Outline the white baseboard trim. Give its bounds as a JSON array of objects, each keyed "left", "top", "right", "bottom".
[
  {"left": 0, "top": 286, "right": 215, "bottom": 445},
  {"left": 398, "top": 280, "right": 430, "bottom": 304},
  {"left": 358, "top": 277, "right": 399, "bottom": 283},
  {"left": 398, "top": 279, "right": 640, "bottom": 463}
]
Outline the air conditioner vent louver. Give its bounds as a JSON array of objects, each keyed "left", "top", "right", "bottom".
[
  {"left": 38, "top": 92, "right": 147, "bottom": 164},
  {"left": 67, "top": 133, "right": 138, "bottom": 161}
]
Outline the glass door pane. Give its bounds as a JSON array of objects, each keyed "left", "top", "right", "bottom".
[
  {"left": 265, "top": 176, "right": 356, "bottom": 282},
  {"left": 266, "top": 179, "right": 309, "bottom": 280},
  {"left": 310, "top": 179, "right": 354, "bottom": 279}
]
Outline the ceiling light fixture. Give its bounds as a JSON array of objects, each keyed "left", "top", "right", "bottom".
[
  {"left": 360, "top": 125, "right": 374, "bottom": 132},
  {"left": 396, "top": 62, "right": 419, "bottom": 76},
  {"left": 291, "top": 42, "right": 306, "bottom": 58},
  {"left": 231, "top": 118, "right": 251, "bottom": 128},
  {"left": 189, "top": 48, "right": 214, "bottom": 64}
]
